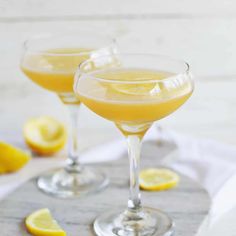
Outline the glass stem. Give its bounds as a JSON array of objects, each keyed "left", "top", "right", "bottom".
[
  {"left": 127, "top": 135, "right": 142, "bottom": 212},
  {"left": 66, "top": 104, "right": 81, "bottom": 172}
]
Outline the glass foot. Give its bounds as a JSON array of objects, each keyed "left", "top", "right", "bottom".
[
  {"left": 37, "top": 167, "right": 109, "bottom": 198},
  {"left": 94, "top": 207, "right": 174, "bottom": 236}
]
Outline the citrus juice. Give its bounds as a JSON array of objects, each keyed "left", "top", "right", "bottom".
[
  {"left": 21, "top": 48, "right": 92, "bottom": 104},
  {"left": 77, "top": 69, "right": 193, "bottom": 135}
]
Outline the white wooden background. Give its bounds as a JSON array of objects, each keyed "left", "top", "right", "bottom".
[{"left": 0, "top": 1, "right": 236, "bottom": 235}]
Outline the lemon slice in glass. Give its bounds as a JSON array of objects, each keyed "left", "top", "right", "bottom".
[
  {"left": 25, "top": 208, "right": 66, "bottom": 236},
  {"left": 24, "top": 116, "right": 67, "bottom": 155},
  {"left": 111, "top": 83, "right": 161, "bottom": 96},
  {"left": 140, "top": 168, "right": 179, "bottom": 191},
  {"left": 0, "top": 142, "right": 30, "bottom": 173}
]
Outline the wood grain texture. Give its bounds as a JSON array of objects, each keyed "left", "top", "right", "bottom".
[
  {"left": 0, "top": 145, "right": 210, "bottom": 236},
  {"left": 1, "top": 18, "right": 236, "bottom": 141},
  {"left": 0, "top": 0, "right": 235, "bottom": 18},
  {"left": 1, "top": 18, "right": 236, "bottom": 77}
]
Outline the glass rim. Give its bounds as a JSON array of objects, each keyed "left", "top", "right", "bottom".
[
  {"left": 22, "top": 32, "right": 116, "bottom": 56},
  {"left": 77, "top": 53, "right": 191, "bottom": 84}
]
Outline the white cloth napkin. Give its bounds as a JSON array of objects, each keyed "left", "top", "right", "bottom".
[
  {"left": 1, "top": 126, "right": 236, "bottom": 227},
  {"left": 145, "top": 127, "right": 236, "bottom": 225}
]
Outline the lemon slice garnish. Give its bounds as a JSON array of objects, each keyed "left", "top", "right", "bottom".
[
  {"left": 111, "top": 83, "right": 161, "bottom": 95},
  {"left": 25, "top": 208, "right": 66, "bottom": 236},
  {"left": 0, "top": 142, "right": 30, "bottom": 173},
  {"left": 140, "top": 168, "right": 179, "bottom": 191},
  {"left": 24, "top": 116, "right": 67, "bottom": 155}
]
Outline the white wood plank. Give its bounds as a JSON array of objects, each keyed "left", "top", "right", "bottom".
[
  {"left": 0, "top": 78, "right": 236, "bottom": 146},
  {"left": 1, "top": 19, "right": 236, "bottom": 77},
  {"left": 0, "top": 0, "right": 235, "bottom": 18},
  {"left": 0, "top": 19, "right": 235, "bottom": 145}
]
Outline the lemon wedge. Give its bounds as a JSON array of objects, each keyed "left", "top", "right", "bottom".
[
  {"left": 25, "top": 208, "right": 66, "bottom": 236},
  {"left": 0, "top": 142, "right": 30, "bottom": 174},
  {"left": 140, "top": 168, "right": 179, "bottom": 191},
  {"left": 24, "top": 116, "right": 67, "bottom": 155}
]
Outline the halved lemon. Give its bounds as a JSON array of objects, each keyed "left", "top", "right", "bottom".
[
  {"left": 25, "top": 208, "right": 66, "bottom": 236},
  {"left": 140, "top": 168, "right": 179, "bottom": 191},
  {"left": 0, "top": 142, "right": 31, "bottom": 173},
  {"left": 24, "top": 116, "right": 67, "bottom": 155}
]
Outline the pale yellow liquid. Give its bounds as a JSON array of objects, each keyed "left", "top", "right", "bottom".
[
  {"left": 21, "top": 48, "right": 92, "bottom": 104},
  {"left": 77, "top": 69, "right": 193, "bottom": 136}
]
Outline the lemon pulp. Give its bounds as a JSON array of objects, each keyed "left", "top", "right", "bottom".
[{"left": 24, "top": 116, "right": 67, "bottom": 155}]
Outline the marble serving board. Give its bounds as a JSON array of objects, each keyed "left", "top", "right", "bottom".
[{"left": 0, "top": 147, "right": 210, "bottom": 236}]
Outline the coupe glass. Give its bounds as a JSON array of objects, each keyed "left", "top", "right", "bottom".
[
  {"left": 74, "top": 53, "right": 194, "bottom": 236},
  {"left": 20, "top": 32, "right": 116, "bottom": 198}
]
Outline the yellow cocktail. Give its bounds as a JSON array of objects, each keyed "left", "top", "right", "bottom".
[
  {"left": 78, "top": 68, "right": 192, "bottom": 136},
  {"left": 74, "top": 53, "right": 194, "bottom": 236},
  {"left": 21, "top": 48, "right": 92, "bottom": 104},
  {"left": 21, "top": 33, "right": 116, "bottom": 197}
]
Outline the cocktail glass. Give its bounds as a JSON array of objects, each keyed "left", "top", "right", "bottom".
[
  {"left": 20, "top": 33, "right": 116, "bottom": 198},
  {"left": 74, "top": 53, "right": 194, "bottom": 235}
]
